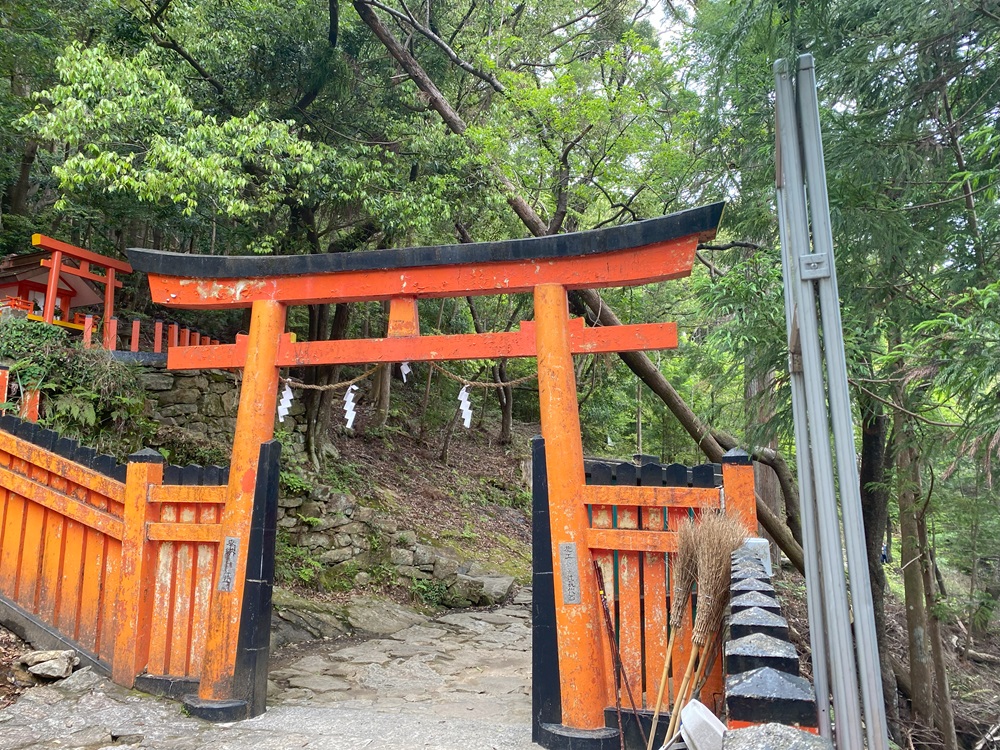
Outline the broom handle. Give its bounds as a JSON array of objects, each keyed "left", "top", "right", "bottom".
[
  {"left": 665, "top": 644, "right": 699, "bottom": 742},
  {"left": 646, "top": 627, "right": 679, "bottom": 750},
  {"left": 691, "top": 628, "right": 725, "bottom": 702},
  {"left": 676, "top": 640, "right": 713, "bottom": 720}
]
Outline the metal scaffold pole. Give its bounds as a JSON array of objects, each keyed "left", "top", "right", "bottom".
[{"left": 774, "top": 54, "right": 890, "bottom": 750}]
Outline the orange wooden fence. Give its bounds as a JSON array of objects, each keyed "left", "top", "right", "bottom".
[
  {"left": 533, "top": 444, "right": 757, "bottom": 748},
  {"left": 0, "top": 415, "right": 276, "bottom": 716}
]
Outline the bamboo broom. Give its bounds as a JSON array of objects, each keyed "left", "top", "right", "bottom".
[
  {"left": 645, "top": 517, "right": 697, "bottom": 750},
  {"left": 664, "top": 512, "right": 747, "bottom": 741}
]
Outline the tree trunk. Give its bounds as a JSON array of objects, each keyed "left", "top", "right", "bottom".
[
  {"left": 896, "top": 429, "right": 935, "bottom": 728},
  {"left": 354, "top": 0, "right": 807, "bottom": 570},
  {"left": 304, "top": 303, "right": 350, "bottom": 466},
  {"left": 8, "top": 141, "right": 38, "bottom": 215},
  {"left": 858, "top": 398, "right": 901, "bottom": 739},
  {"left": 497, "top": 359, "right": 513, "bottom": 444},
  {"left": 917, "top": 513, "right": 959, "bottom": 750}
]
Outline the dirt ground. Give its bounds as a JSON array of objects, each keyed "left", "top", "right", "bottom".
[{"left": 0, "top": 627, "right": 29, "bottom": 709}]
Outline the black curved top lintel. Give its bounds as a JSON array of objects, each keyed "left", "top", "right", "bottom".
[{"left": 127, "top": 202, "right": 724, "bottom": 279}]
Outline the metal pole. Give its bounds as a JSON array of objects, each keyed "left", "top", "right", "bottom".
[
  {"left": 776, "top": 186, "right": 832, "bottom": 739},
  {"left": 774, "top": 59, "right": 864, "bottom": 750},
  {"left": 796, "top": 53, "right": 890, "bottom": 750}
]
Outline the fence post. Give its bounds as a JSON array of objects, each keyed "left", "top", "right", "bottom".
[
  {"left": 0, "top": 366, "right": 8, "bottom": 414},
  {"left": 722, "top": 449, "right": 757, "bottom": 534},
  {"left": 112, "top": 448, "right": 163, "bottom": 687},
  {"left": 169, "top": 323, "right": 179, "bottom": 348},
  {"left": 105, "top": 317, "right": 119, "bottom": 351},
  {"left": 83, "top": 315, "right": 94, "bottom": 348},
  {"left": 154, "top": 320, "right": 164, "bottom": 354},
  {"left": 130, "top": 319, "right": 141, "bottom": 352}
]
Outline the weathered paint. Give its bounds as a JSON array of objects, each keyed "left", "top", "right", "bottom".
[
  {"left": 582, "top": 485, "right": 720, "bottom": 509},
  {"left": 197, "top": 299, "right": 285, "bottom": 701},
  {"left": 164, "top": 320, "right": 679, "bottom": 371},
  {"left": 643, "top": 506, "right": 669, "bottom": 708},
  {"left": 112, "top": 458, "right": 163, "bottom": 686},
  {"left": 148, "top": 238, "right": 697, "bottom": 309},
  {"left": 534, "top": 283, "right": 609, "bottom": 729}
]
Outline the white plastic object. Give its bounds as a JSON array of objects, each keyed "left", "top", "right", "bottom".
[
  {"left": 744, "top": 537, "right": 773, "bottom": 577},
  {"left": 679, "top": 699, "right": 726, "bottom": 750}
]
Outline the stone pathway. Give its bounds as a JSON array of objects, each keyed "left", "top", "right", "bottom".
[{"left": 0, "top": 590, "right": 537, "bottom": 750}]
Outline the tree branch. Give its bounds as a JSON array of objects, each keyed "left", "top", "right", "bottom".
[{"left": 359, "top": 0, "right": 506, "bottom": 92}]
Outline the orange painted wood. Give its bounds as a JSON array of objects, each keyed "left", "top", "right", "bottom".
[
  {"left": 534, "top": 284, "right": 608, "bottom": 730},
  {"left": 591, "top": 505, "right": 617, "bottom": 709},
  {"left": 17, "top": 500, "right": 45, "bottom": 610},
  {"left": 99, "top": 537, "right": 122, "bottom": 663},
  {"left": 57, "top": 518, "right": 86, "bottom": 638},
  {"left": 105, "top": 318, "right": 118, "bottom": 351},
  {"left": 0, "top": 368, "right": 8, "bottom": 408},
  {"left": 83, "top": 315, "right": 94, "bottom": 348},
  {"left": 76, "top": 507, "right": 107, "bottom": 651},
  {"left": 587, "top": 528, "right": 678, "bottom": 554},
  {"left": 180, "top": 328, "right": 190, "bottom": 347},
  {"left": 169, "top": 504, "right": 197, "bottom": 675},
  {"left": 112, "top": 459, "right": 163, "bottom": 686},
  {"left": 146, "top": 522, "right": 222, "bottom": 543},
  {"left": 0, "top": 432, "right": 126, "bottom": 505},
  {"left": 617, "top": 505, "right": 643, "bottom": 705},
  {"left": 42, "top": 249, "right": 62, "bottom": 324},
  {"left": 643, "top": 506, "right": 668, "bottom": 708},
  {"left": 40, "top": 259, "right": 125, "bottom": 288},
  {"left": 0, "top": 471, "right": 26, "bottom": 598},
  {"left": 154, "top": 321, "right": 164, "bottom": 353},
  {"left": 191, "top": 331, "right": 201, "bottom": 346},
  {"left": 146, "top": 500, "right": 176, "bottom": 677},
  {"left": 0, "top": 465, "right": 124, "bottom": 538},
  {"left": 668, "top": 507, "right": 695, "bottom": 705},
  {"left": 722, "top": 462, "right": 757, "bottom": 537},
  {"left": 582, "top": 485, "right": 721, "bottom": 509},
  {"left": 38, "top": 470, "right": 68, "bottom": 627},
  {"left": 146, "top": 235, "right": 697, "bottom": 309},
  {"left": 19, "top": 390, "right": 40, "bottom": 423},
  {"left": 388, "top": 296, "right": 419, "bottom": 337},
  {"left": 130, "top": 320, "right": 140, "bottom": 352},
  {"left": 32, "top": 234, "right": 133, "bottom": 274},
  {"left": 199, "top": 299, "right": 286, "bottom": 701},
  {"left": 167, "top": 320, "right": 679, "bottom": 370},
  {"left": 148, "top": 484, "right": 227, "bottom": 505},
  {"left": 189, "top": 502, "right": 218, "bottom": 676},
  {"left": 168, "top": 323, "right": 179, "bottom": 348}
]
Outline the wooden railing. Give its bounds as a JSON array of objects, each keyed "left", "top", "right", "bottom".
[{"left": 0, "top": 415, "right": 276, "bottom": 718}]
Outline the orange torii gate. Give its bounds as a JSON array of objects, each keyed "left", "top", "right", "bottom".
[{"left": 129, "top": 202, "right": 747, "bottom": 731}]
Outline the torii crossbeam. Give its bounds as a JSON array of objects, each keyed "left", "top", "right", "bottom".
[{"left": 129, "top": 202, "right": 725, "bottom": 727}]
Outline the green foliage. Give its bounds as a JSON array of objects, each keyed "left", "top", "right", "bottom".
[
  {"left": 274, "top": 530, "right": 323, "bottom": 586},
  {"left": 318, "top": 562, "right": 360, "bottom": 593},
  {"left": 410, "top": 577, "right": 448, "bottom": 607},
  {"left": 280, "top": 470, "right": 312, "bottom": 496},
  {"left": 0, "top": 316, "right": 151, "bottom": 457},
  {"left": 148, "top": 425, "right": 229, "bottom": 466}
]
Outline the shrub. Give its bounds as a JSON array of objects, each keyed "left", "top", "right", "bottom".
[{"left": 0, "top": 315, "right": 152, "bottom": 457}]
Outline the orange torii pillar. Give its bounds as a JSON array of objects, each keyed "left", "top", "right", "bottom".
[{"left": 128, "top": 201, "right": 725, "bottom": 728}]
